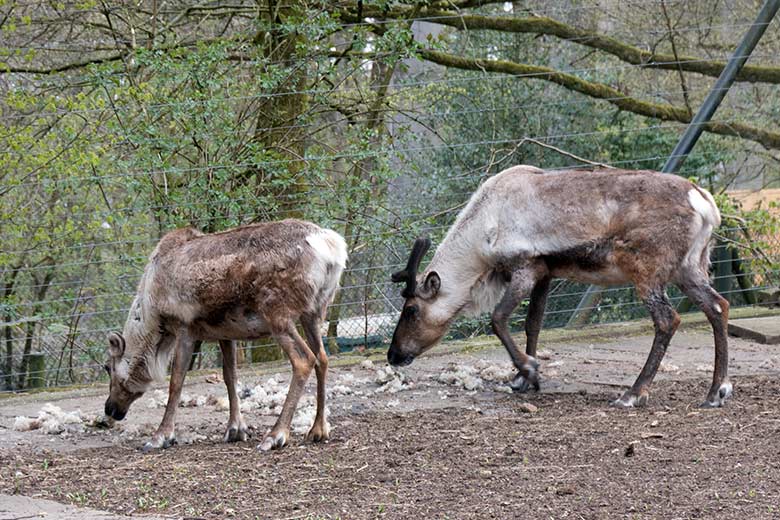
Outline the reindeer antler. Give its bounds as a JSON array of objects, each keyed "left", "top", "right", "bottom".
[{"left": 391, "top": 237, "right": 431, "bottom": 298}]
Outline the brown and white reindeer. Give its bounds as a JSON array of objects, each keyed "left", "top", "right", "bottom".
[
  {"left": 388, "top": 165, "right": 731, "bottom": 408},
  {"left": 104, "top": 219, "right": 347, "bottom": 451}
]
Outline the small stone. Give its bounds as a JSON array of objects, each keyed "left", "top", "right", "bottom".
[
  {"left": 555, "top": 486, "right": 575, "bottom": 496},
  {"left": 518, "top": 402, "right": 538, "bottom": 413},
  {"left": 479, "top": 469, "right": 493, "bottom": 477},
  {"left": 205, "top": 373, "right": 222, "bottom": 384}
]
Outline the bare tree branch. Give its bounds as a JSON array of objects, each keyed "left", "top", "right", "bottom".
[
  {"left": 356, "top": 7, "right": 780, "bottom": 84},
  {"left": 419, "top": 49, "right": 780, "bottom": 150}
]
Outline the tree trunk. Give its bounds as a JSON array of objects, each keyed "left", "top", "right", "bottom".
[
  {"left": 3, "top": 320, "right": 13, "bottom": 390},
  {"left": 250, "top": 0, "right": 309, "bottom": 221},
  {"left": 17, "top": 320, "right": 36, "bottom": 389},
  {"left": 26, "top": 354, "right": 45, "bottom": 389},
  {"left": 732, "top": 248, "right": 757, "bottom": 305},
  {"left": 19, "top": 269, "right": 54, "bottom": 388},
  {"left": 2, "top": 270, "right": 21, "bottom": 390}
]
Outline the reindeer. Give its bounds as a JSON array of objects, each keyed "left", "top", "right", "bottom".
[
  {"left": 388, "top": 165, "right": 731, "bottom": 408},
  {"left": 104, "top": 219, "right": 347, "bottom": 451}
]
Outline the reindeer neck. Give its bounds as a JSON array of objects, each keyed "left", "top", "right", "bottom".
[
  {"left": 426, "top": 230, "right": 493, "bottom": 319},
  {"left": 121, "top": 293, "right": 167, "bottom": 384}
]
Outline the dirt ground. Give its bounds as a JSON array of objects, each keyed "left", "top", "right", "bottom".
[{"left": 1, "top": 316, "right": 780, "bottom": 519}]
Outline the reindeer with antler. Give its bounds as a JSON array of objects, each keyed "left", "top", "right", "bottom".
[{"left": 388, "top": 165, "right": 731, "bottom": 408}]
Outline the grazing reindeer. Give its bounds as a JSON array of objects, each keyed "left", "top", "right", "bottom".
[
  {"left": 388, "top": 165, "right": 731, "bottom": 408},
  {"left": 104, "top": 219, "right": 347, "bottom": 451}
]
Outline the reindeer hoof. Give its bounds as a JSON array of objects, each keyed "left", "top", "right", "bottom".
[
  {"left": 611, "top": 391, "right": 648, "bottom": 408},
  {"left": 700, "top": 381, "right": 732, "bottom": 408},
  {"left": 305, "top": 423, "right": 330, "bottom": 444},
  {"left": 224, "top": 425, "right": 249, "bottom": 443},
  {"left": 141, "top": 434, "right": 176, "bottom": 453},
  {"left": 258, "top": 431, "right": 287, "bottom": 452},
  {"left": 509, "top": 358, "right": 540, "bottom": 393}
]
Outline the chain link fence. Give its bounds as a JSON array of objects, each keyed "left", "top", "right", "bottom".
[{"left": 2, "top": 0, "right": 780, "bottom": 392}]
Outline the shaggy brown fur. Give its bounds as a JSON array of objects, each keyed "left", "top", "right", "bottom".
[
  {"left": 389, "top": 167, "right": 730, "bottom": 409},
  {"left": 105, "top": 219, "right": 347, "bottom": 452}
]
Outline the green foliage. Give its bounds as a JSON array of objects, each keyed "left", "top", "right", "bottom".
[{"left": 2, "top": 0, "right": 778, "bottom": 389}]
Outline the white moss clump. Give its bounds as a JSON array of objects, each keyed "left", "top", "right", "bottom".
[
  {"left": 474, "top": 359, "right": 515, "bottom": 383},
  {"left": 13, "top": 404, "right": 84, "bottom": 435},
  {"left": 12, "top": 416, "right": 40, "bottom": 432},
  {"left": 214, "top": 396, "right": 230, "bottom": 411},
  {"left": 437, "top": 361, "right": 519, "bottom": 391},
  {"left": 234, "top": 376, "right": 290, "bottom": 414},
  {"left": 374, "top": 365, "right": 410, "bottom": 393},
  {"left": 328, "top": 372, "right": 367, "bottom": 397},
  {"left": 438, "top": 364, "right": 483, "bottom": 391},
  {"left": 179, "top": 394, "right": 208, "bottom": 408},
  {"left": 291, "top": 404, "right": 330, "bottom": 434},
  {"left": 659, "top": 361, "right": 680, "bottom": 373},
  {"left": 145, "top": 389, "right": 168, "bottom": 409}
]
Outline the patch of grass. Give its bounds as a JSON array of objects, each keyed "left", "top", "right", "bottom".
[{"left": 65, "top": 491, "right": 88, "bottom": 505}]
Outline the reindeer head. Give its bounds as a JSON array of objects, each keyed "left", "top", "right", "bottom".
[
  {"left": 103, "top": 332, "right": 147, "bottom": 421},
  {"left": 387, "top": 237, "right": 451, "bottom": 366}
]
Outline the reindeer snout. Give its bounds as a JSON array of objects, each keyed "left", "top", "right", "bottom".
[
  {"left": 104, "top": 399, "right": 127, "bottom": 421},
  {"left": 387, "top": 348, "right": 414, "bottom": 367}
]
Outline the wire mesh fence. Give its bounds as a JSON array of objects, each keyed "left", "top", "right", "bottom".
[{"left": 1, "top": 0, "right": 779, "bottom": 392}]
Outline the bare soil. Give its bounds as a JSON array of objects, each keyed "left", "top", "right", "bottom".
[
  {"left": 2, "top": 375, "right": 780, "bottom": 519},
  {"left": 2, "top": 320, "right": 780, "bottom": 519}
]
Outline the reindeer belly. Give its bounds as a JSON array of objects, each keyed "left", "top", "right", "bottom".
[
  {"left": 549, "top": 264, "right": 630, "bottom": 285},
  {"left": 191, "top": 307, "right": 271, "bottom": 341},
  {"left": 542, "top": 240, "right": 631, "bottom": 286}
]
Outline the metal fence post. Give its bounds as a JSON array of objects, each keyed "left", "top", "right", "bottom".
[
  {"left": 662, "top": 0, "right": 780, "bottom": 174},
  {"left": 569, "top": 2, "right": 779, "bottom": 324}
]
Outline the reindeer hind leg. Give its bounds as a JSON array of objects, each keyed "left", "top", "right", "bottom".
[
  {"left": 301, "top": 313, "right": 329, "bottom": 443},
  {"left": 219, "top": 339, "right": 249, "bottom": 442},
  {"left": 613, "top": 287, "right": 680, "bottom": 408},
  {"left": 678, "top": 273, "right": 731, "bottom": 408},
  {"left": 525, "top": 276, "right": 551, "bottom": 358}
]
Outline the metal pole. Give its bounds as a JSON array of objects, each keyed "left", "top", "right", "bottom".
[{"left": 663, "top": 0, "right": 780, "bottom": 174}]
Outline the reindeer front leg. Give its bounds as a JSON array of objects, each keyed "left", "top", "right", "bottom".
[
  {"left": 143, "top": 333, "right": 195, "bottom": 452},
  {"left": 491, "top": 267, "right": 544, "bottom": 393},
  {"left": 219, "top": 340, "right": 249, "bottom": 442},
  {"left": 258, "top": 324, "right": 315, "bottom": 451}
]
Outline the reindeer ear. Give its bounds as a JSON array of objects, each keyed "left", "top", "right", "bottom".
[
  {"left": 418, "top": 271, "right": 441, "bottom": 299},
  {"left": 108, "top": 332, "right": 125, "bottom": 358}
]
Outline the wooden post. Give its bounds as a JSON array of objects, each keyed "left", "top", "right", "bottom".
[
  {"left": 26, "top": 353, "right": 45, "bottom": 389},
  {"left": 250, "top": 338, "right": 284, "bottom": 363},
  {"left": 732, "top": 247, "right": 757, "bottom": 305},
  {"left": 714, "top": 241, "right": 733, "bottom": 301}
]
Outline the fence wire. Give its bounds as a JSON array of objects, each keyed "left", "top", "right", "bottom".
[{"left": 2, "top": 0, "right": 779, "bottom": 392}]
